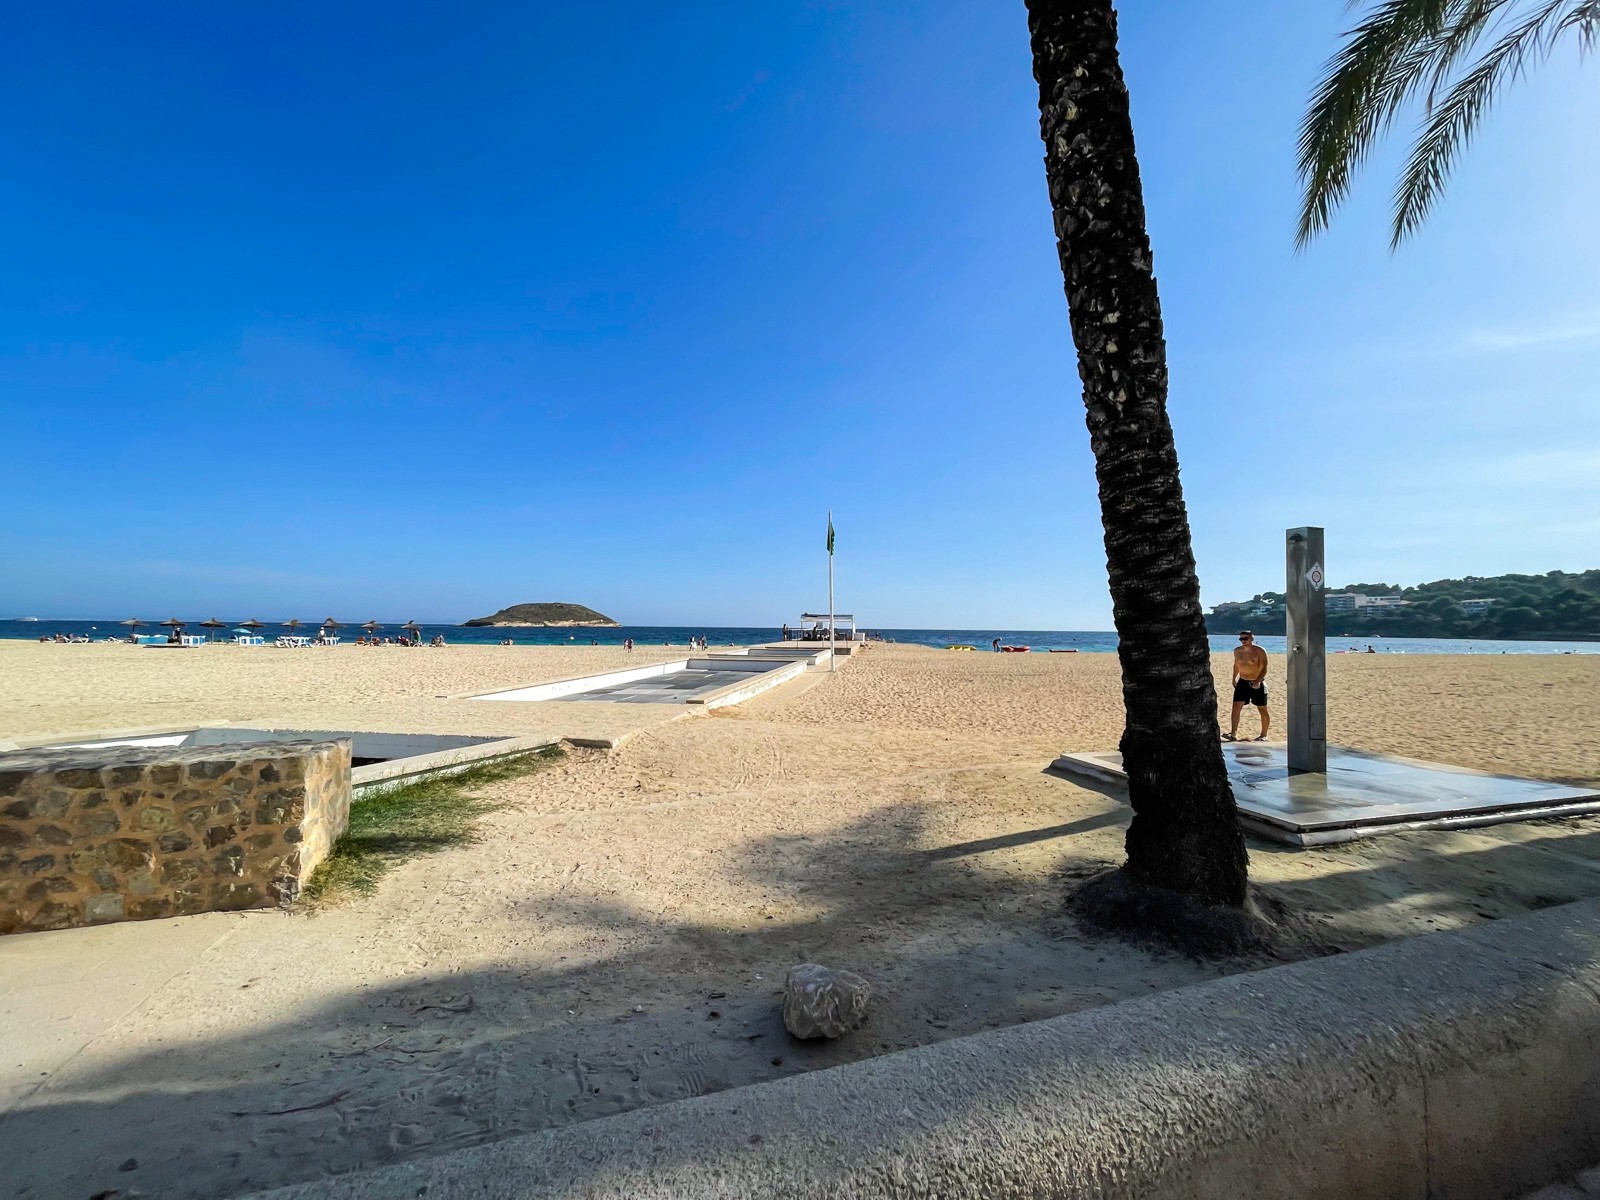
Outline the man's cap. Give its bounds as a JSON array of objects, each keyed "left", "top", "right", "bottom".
[{"left": 1239, "top": 629, "right": 1253, "bottom": 637}]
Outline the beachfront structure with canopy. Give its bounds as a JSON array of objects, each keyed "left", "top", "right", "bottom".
[{"left": 795, "top": 613, "right": 858, "bottom": 642}]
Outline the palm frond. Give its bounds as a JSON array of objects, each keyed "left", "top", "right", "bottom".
[
  {"left": 1390, "top": 0, "right": 1574, "bottom": 244},
  {"left": 1298, "top": 0, "right": 1599, "bottom": 247},
  {"left": 1297, "top": 0, "right": 1480, "bottom": 246}
]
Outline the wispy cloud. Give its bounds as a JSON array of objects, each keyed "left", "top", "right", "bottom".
[{"left": 1461, "top": 312, "right": 1600, "bottom": 354}]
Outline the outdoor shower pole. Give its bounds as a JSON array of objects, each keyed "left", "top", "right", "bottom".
[{"left": 1285, "top": 526, "right": 1327, "bottom": 773}]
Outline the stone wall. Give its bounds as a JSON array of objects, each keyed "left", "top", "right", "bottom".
[{"left": 0, "top": 740, "right": 351, "bottom": 935}]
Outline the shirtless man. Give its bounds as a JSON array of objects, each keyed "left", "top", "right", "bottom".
[{"left": 1224, "top": 630, "right": 1270, "bottom": 742}]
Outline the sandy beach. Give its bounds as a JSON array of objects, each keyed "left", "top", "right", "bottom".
[{"left": 2, "top": 641, "right": 1598, "bottom": 1198}]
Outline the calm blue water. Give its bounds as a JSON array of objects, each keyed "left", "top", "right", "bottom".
[{"left": 2, "top": 620, "right": 1594, "bottom": 654}]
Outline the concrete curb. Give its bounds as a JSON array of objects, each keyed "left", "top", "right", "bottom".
[
  {"left": 688, "top": 657, "right": 810, "bottom": 709},
  {"left": 243, "top": 899, "right": 1600, "bottom": 1200},
  {"left": 350, "top": 735, "right": 559, "bottom": 797}
]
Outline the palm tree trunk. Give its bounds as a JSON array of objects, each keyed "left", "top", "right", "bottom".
[{"left": 1027, "top": 0, "right": 1247, "bottom": 908}]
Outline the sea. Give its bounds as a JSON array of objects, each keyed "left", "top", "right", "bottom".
[{"left": 1, "top": 620, "right": 1594, "bottom": 655}]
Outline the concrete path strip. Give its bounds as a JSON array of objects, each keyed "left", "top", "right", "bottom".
[
  {"left": 0, "top": 913, "right": 244, "bottom": 1116},
  {"left": 245, "top": 897, "right": 1600, "bottom": 1200}
]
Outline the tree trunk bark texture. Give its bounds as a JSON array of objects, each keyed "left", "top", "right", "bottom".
[{"left": 1026, "top": 0, "right": 1247, "bottom": 907}]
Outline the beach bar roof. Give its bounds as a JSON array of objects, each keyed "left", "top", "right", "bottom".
[{"left": 798, "top": 613, "right": 858, "bottom": 640}]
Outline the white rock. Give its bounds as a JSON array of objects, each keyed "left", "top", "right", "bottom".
[{"left": 783, "top": 963, "right": 872, "bottom": 1040}]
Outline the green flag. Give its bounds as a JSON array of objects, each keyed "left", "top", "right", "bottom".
[{"left": 827, "top": 517, "right": 835, "bottom": 556}]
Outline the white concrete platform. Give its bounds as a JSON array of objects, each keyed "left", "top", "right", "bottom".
[
  {"left": 471, "top": 657, "right": 809, "bottom": 708},
  {"left": 1051, "top": 742, "right": 1600, "bottom": 846}
]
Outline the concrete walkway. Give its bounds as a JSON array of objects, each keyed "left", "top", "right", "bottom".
[{"left": 0, "top": 912, "right": 246, "bottom": 1114}]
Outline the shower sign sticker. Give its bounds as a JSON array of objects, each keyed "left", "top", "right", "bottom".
[{"left": 1304, "top": 561, "right": 1324, "bottom": 591}]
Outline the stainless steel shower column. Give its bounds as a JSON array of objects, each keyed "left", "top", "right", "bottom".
[{"left": 1285, "top": 526, "right": 1327, "bottom": 774}]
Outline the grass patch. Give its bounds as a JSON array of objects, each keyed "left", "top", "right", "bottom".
[{"left": 302, "top": 745, "right": 564, "bottom": 909}]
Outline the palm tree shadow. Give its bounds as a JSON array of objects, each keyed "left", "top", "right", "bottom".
[{"left": 10, "top": 795, "right": 1600, "bottom": 1200}]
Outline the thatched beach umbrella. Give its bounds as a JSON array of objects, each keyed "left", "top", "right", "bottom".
[
  {"left": 281, "top": 619, "right": 303, "bottom": 631},
  {"left": 239, "top": 619, "right": 266, "bottom": 631},
  {"left": 322, "top": 618, "right": 343, "bottom": 629},
  {"left": 159, "top": 618, "right": 186, "bottom": 630},
  {"left": 362, "top": 620, "right": 382, "bottom": 631},
  {"left": 120, "top": 618, "right": 143, "bottom": 633},
  {"left": 402, "top": 620, "right": 422, "bottom": 644},
  {"left": 199, "top": 618, "right": 227, "bottom": 642}
]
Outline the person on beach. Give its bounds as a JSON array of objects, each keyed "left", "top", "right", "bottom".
[
  {"left": 1224, "top": 630, "right": 1270, "bottom": 742},
  {"left": 992, "top": 638, "right": 1001, "bottom": 652}
]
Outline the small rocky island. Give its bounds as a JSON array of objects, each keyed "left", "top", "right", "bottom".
[{"left": 462, "top": 602, "right": 619, "bottom": 628}]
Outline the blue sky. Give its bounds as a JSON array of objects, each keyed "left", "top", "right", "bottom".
[{"left": 2, "top": 2, "right": 1596, "bottom": 628}]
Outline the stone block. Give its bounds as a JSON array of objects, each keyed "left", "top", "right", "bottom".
[
  {"left": 53, "top": 767, "right": 103, "bottom": 789},
  {"left": 76, "top": 809, "right": 120, "bottom": 836},
  {"left": 159, "top": 855, "right": 207, "bottom": 885},
  {"left": 86, "top": 893, "right": 124, "bottom": 923},
  {"left": 27, "top": 900, "right": 76, "bottom": 930},
  {"left": 127, "top": 896, "right": 172, "bottom": 920},
  {"left": 210, "top": 880, "right": 261, "bottom": 910},
  {"left": 37, "top": 790, "right": 73, "bottom": 818},
  {"left": 2, "top": 739, "right": 350, "bottom": 934},
  {"left": 134, "top": 806, "right": 177, "bottom": 832}
]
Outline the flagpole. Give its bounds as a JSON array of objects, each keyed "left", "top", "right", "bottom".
[{"left": 828, "top": 509, "right": 836, "bottom": 672}]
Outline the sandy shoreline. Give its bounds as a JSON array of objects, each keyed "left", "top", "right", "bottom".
[
  {"left": 3, "top": 640, "right": 1596, "bottom": 781},
  {"left": 1, "top": 642, "right": 1598, "bottom": 1197}
]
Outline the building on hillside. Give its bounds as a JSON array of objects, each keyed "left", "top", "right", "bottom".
[
  {"left": 1459, "top": 598, "right": 1497, "bottom": 616},
  {"left": 1325, "top": 593, "right": 1358, "bottom": 614},
  {"left": 1355, "top": 595, "right": 1407, "bottom": 612}
]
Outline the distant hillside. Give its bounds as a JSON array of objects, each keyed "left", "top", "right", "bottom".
[
  {"left": 462, "top": 602, "right": 618, "bottom": 628},
  {"left": 1205, "top": 569, "right": 1600, "bottom": 641}
]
